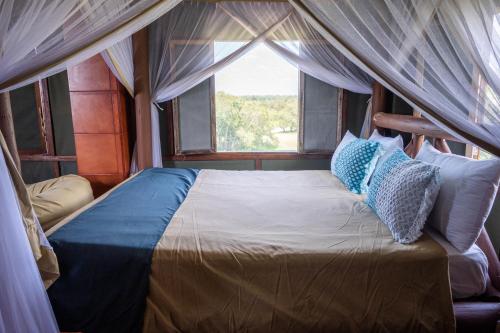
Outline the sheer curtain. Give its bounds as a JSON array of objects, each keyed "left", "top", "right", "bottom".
[
  {"left": 102, "top": 37, "right": 134, "bottom": 96},
  {"left": 105, "top": 1, "right": 374, "bottom": 171},
  {"left": 0, "top": 0, "right": 181, "bottom": 93},
  {"left": 290, "top": 0, "right": 500, "bottom": 155},
  {"left": 149, "top": 1, "right": 372, "bottom": 101},
  {"left": 218, "top": 2, "right": 373, "bottom": 94},
  {"left": 0, "top": 148, "right": 59, "bottom": 333}
]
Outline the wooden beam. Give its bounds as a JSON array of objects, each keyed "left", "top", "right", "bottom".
[
  {"left": 0, "top": 92, "right": 21, "bottom": 170},
  {"left": 19, "top": 154, "right": 76, "bottom": 162},
  {"left": 410, "top": 56, "right": 425, "bottom": 157},
  {"left": 372, "top": 112, "right": 458, "bottom": 141},
  {"left": 35, "top": 80, "right": 60, "bottom": 176},
  {"left": 434, "top": 138, "right": 451, "bottom": 154},
  {"left": 370, "top": 82, "right": 386, "bottom": 133},
  {"left": 168, "top": 152, "right": 331, "bottom": 161},
  {"left": 133, "top": 27, "right": 153, "bottom": 169}
]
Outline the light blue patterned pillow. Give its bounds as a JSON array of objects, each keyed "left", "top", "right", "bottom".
[
  {"left": 333, "top": 139, "right": 381, "bottom": 194},
  {"left": 366, "top": 149, "right": 441, "bottom": 244}
]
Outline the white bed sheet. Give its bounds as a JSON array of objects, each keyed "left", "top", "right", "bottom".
[{"left": 426, "top": 227, "right": 489, "bottom": 299}]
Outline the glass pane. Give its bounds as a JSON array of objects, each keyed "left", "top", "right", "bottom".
[{"left": 215, "top": 42, "right": 299, "bottom": 152}]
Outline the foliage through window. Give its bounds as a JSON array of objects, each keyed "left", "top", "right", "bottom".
[{"left": 214, "top": 42, "right": 299, "bottom": 152}]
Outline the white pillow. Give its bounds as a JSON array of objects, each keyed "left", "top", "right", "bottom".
[
  {"left": 416, "top": 141, "right": 500, "bottom": 252},
  {"left": 368, "top": 129, "right": 404, "bottom": 172},
  {"left": 330, "top": 130, "right": 357, "bottom": 175}
]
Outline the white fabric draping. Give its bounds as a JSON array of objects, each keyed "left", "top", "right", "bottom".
[
  {"left": 104, "top": 1, "right": 374, "bottom": 171},
  {"left": 0, "top": 149, "right": 58, "bottom": 333},
  {"left": 218, "top": 2, "right": 373, "bottom": 94},
  {"left": 150, "top": 1, "right": 372, "bottom": 102},
  {"left": 102, "top": 37, "right": 134, "bottom": 95},
  {"left": 291, "top": 0, "right": 500, "bottom": 155},
  {"left": 0, "top": 0, "right": 181, "bottom": 93}
]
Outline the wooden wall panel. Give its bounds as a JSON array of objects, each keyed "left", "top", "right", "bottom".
[
  {"left": 68, "top": 54, "right": 130, "bottom": 196},
  {"left": 70, "top": 93, "right": 115, "bottom": 134}
]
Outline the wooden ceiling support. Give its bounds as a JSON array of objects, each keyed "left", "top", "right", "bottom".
[
  {"left": 0, "top": 92, "right": 21, "bottom": 170},
  {"left": 133, "top": 27, "right": 153, "bottom": 170}
]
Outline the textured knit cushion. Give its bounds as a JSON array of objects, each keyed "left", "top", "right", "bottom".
[
  {"left": 334, "top": 139, "right": 381, "bottom": 194},
  {"left": 367, "top": 149, "right": 441, "bottom": 244},
  {"left": 416, "top": 141, "right": 500, "bottom": 252},
  {"left": 330, "top": 130, "right": 357, "bottom": 175},
  {"left": 368, "top": 129, "right": 404, "bottom": 176}
]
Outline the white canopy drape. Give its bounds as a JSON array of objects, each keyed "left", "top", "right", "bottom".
[
  {"left": 0, "top": 148, "right": 59, "bottom": 333},
  {"left": 0, "top": 0, "right": 181, "bottom": 93},
  {"left": 149, "top": 1, "right": 373, "bottom": 102},
  {"left": 290, "top": 0, "right": 500, "bottom": 154},
  {"left": 0, "top": 1, "right": 180, "bottom": 331},
  {"left": 105, "top": 1, "right": 375, "bottom": 170}
]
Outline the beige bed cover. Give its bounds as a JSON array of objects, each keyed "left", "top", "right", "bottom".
[{"left": 142, "top": 170, "right": 454, "bottom": 333}]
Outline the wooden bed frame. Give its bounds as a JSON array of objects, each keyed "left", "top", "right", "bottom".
[{"left": 369, "top": 84, "right": 500, "bottom": 333}]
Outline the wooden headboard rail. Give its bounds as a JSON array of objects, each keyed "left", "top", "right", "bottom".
[
  {"left": 368, "top": 83, "right": 499, "bottom": 294},
  {"left": 372, "top": 113, "right": 458, "bottom": 142},
  {"left": 374, "top": 111, "right": 500, "bottom": 294}
]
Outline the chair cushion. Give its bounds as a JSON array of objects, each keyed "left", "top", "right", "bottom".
[{"left": 27, "top": 174, "right": 94, "bottom": 231}]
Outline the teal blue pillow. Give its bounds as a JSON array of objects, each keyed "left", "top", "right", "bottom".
[{"left": 333, "top": 139, "right": 381, "bottom": 194}]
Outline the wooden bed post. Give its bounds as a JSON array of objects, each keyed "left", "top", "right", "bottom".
[
  {"left": 409, "top": 56, "right": 425, "bottom": 157},
  {"left": 133, "top": 27, "right": 153, "bottom": 170},
  {"left": 336, "top": 88, "right": 348, "bottom": 146},
  {"left": 370, "top": 82, "right": 386, "bottom": 134},
  {"left": 0, "top": 92, "right": 21, "bottom": 170}
]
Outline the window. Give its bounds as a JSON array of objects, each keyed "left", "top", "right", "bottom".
[
  {"left": 215, "top": 42, "right": 299, "bottom": 152},
  {"left": 170, "top": 41, "right": 342, "bottom": 159},
  {"left": 10, "top": 72, "right": 77, "bottom": 183}
]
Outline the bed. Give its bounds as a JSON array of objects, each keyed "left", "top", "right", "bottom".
[{"left": 47, "top": 168, "right": 455, "bottom": 333}]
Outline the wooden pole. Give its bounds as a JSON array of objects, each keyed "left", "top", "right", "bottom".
[
  {"left": 410, "top": 55, "right": 425, "bottom": 157},
  {"left": 372, "top": 113, "right": 458, "bottom": 141},
  {"left": 336, "top": 89, "right": 348, "bottom": 146},
  {"left": 132, "top": 27, "right": 153, "bottom": 169},
  {"left": 370, "top": 82, "right": 386, "bottom": 133},
  {"left": 0, "top": 92, "right": 21, "bottom": 170}
]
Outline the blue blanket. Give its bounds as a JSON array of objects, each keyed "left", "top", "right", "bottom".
[{"left": 48, "top": 168, "right": 198, "bottom": 333}]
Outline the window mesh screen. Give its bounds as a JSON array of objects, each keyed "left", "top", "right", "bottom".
[
  {"left": 177, "top": 79, "right": 213, "bottom": 153},
  {"left": 302, "top": 74, "right": 338, "bottom": 152}
]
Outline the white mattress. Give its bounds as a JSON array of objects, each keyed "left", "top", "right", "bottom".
[{"left": 426, "top": 227, "right": 489, "bottom": 299}]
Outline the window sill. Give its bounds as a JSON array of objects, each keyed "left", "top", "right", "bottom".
[{"left": 166, "top": 152, "right": 332, "bottom": 161}]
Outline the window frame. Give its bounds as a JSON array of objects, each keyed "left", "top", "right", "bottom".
[
  {"left": 171, "top": 39, "right": 217, "bottom": 155},
  {"left": 167, "top": 39, "right": 348, "bottom": 164},
  {"left": 16, "top": 79, "right": 76, "bottom": 177}
]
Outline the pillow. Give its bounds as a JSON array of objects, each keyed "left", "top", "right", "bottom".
[
  {"left": 416, "top": 140, "right": 500, "bottom": 252},
  {"left": 330, "top": 130, "right": 357, "bottom": 174},
  {"left": 367, "top": 149, "right": 441, "bottom": 244},
  {"left": 333, "top": 138, "right": 381, "bottom": 194},
  {"left": 368, "top": 129, "right": 404, "bottom": 169}
]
